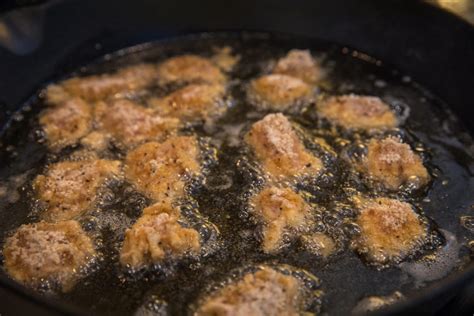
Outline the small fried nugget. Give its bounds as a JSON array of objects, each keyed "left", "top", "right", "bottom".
[
  {"left": 94, "top": 99, "right": 179, "bottom": 148},
  {"left": 3, "top": 220, "right": 95, "bottom": 291},
  {"left": 149, "top": 83, "right": 226, "bottom": 122},
  {"left": 34, "top": 159, "right": 121, "bottom": 221},
  {"left": 124, "top": 136, "right": 200, "bottom": 202},
  {"left": 363, "top": 136, "right": 430, "bottom": 190},
  {"left": 353, "top": 197, "right": 428, "bottom": 264},
  {"left": 120, "top": 202, "right": 200, "bottom": 267},
  {"left": 156, "top": 54, "right": 226, "bottom": 85},
  {"left": 45, "top": 64, "right": 158, "bottom": 104},
  {"left": 248, "top": 74, "right": 313, "bottom": 111},
  {"left": 318, "top": 95, "right": 398, "bottom": 130},
  {"left": 245, "top": 113, "right": 322, "bottom": 179},
  {"left": 272, "top": 49, "right": 322, "bottom": 84},
  {"left": 251, "top": 186, "right": 312, "bottom": 253},
  {"left": 196, "top": 267, "right": 301, "bottom": 316},
  {"left": 39, "top": 98, "right": 92, "bottom": 150}
]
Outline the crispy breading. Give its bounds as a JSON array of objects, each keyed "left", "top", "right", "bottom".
[
  {"left": 272, "top": 49, "right": 322, "bottom": 84},
  {"left": 248, "top": 74, "right": 313, "bottom": 111},
  {"left": 245, "top": 113, "right": 322, "bottom": 179},
  {"left": 3, "top": 220, "right": 95, "bottom": 291},
  {"left": 124, "top": 136, "right": 200, "bottom": 202},
  {"left": 120, "top": 203, "right": 200, "bottom": 267},
  {"left": 34, "top": 159, "right": 121, "bottom": 221},
  {"left": 318, "top": 95, "right": 398, "bottom": 130},
  {"left": 196, "top": 267, "right": 301, "bottom": 316}
]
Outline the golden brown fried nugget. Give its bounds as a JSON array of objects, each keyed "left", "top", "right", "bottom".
[
  {"left": 363, "top": 137, "right": 430, "bottom": 190},
  {"left": 211, "top": 46, "right": 240, "bottom": 72},
  {"left": 124, "top": 136, "right": 200, "bottom": 202},
  {"left": 149, "top": 83, "right": 226, "bottom": 122},
  {"left": 318, "top": 95, "right": 398, "bottom": 130},
  {"left": 94, "top": 99, "right": 179, "bottom": 148},
  {"left": 45, "top": 64, "right": 158, "bottom": 104},
  {"left": 196, "top": 267, "right": 301, "bottom": 316},
  {"left": 272, "top": 49, "right": 322, "bottom": 84},
  {"left": 353, "top": 197, "right": 427, "bottom": 264},
  {"left": 251, "top": 186, "right": 312, "bottom": 253},
  {"left": 3, "top": 220, "right": 95, "bottom": 291},
  {"left": 120, "top": 203, "right": 200, "bottom": 267},
  {"left": 301, "top": 233, "right": 336, "bottom": 258},
  {"left": 248, "top": 74, "right": 313, "bottom": 111},
  {"left": 34, "top": 159, "right": 121, "bottom": 221},
  {"left": 39, "top": 98, "right": 92, "bottom": 150},
  {"left": 156, "top": 54, "right": 226, "bottom": 85},
  {"left": 246, "top": 113, "right": 322, "bottom": 179}
]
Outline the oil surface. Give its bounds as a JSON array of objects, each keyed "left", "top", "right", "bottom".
[{"left": 0, "top": 33, "right": 473, "bottom": 315}]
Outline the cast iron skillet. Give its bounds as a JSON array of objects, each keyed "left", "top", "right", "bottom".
[{"left": 0, "top": 0, "right": 473, "bottom": 315}]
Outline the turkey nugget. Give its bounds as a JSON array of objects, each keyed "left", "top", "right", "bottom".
[{"left": 272, "top": 49, "right": 322, "bottom": 84}]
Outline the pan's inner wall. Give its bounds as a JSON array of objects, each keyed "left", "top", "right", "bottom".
[{"left": 0, "top": 34, "right": 473, "bottom": 315}]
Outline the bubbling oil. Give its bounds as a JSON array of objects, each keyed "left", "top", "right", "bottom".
[{"left": 0, "top": 33, "right": 472, "bottom": 315}]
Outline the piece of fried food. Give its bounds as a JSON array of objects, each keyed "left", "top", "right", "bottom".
[
  {"left": 34, "top": 159, "right": 121, "bottom": 221},
  {"left": 251, "top": 186, "right": 312, "bottom": 253},
  {"left": 211, "top": 46, "right": 240, "bottom": 72},
  {"left": 39, "top": 98, "right": 92, "bottom": 151},
  {"left": 148, "top": 83, "right": 226, "bottom": 122},
  {"left": 94, "top": 99, "right": 179, "bottom": 148},
  {"left": 124, "top": 136, "right": 200, "bottom": 202},
  {"left": 120, "top": 202, "right": 200, "bottom": 268},
  {"left": 248, "top": 74, "right": 313, "bottom": 111},
  {"left": 301, "top": 232, "right": 336, "bottom": 258},
  {"left": 45, "top": 64, "right": 158, "bottom": 104},
  {"left": 353, "top": 197, "right": 427, "bottom": 264},
  {"left": 156, "top": 54, "right": 226, "bottom": 85},
  {"left": 245, "top": 113, "right": 322, "bottom": 179},
  {"left": 272, "top": 49, "right": 322, "bottom": 84},
  {"left": 3, "top": 220, "right": 95, "bottom": 291},
  {"left": 363, "top": 136, "right": 430, "bottom": 190},
  {"left": 196, "top": 267, "right": 301, "bottom": 316},
  {"left": 318, "top": 95, "right": 398, "bottom": 130}
]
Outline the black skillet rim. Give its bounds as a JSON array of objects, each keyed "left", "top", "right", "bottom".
[{"left": 0, "top": 31, "right": 473, "bottom": 315}]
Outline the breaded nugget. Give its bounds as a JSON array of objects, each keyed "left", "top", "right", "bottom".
[
  {"left": 39, "top": 98, "right": 92, "bottom": 150},
  {"left": 34, "top": 159, "right": 121, "bottom": 221},
  {"left": 245, "top": 113, "right": 322, "bottom": 179},
  {"left": 94, "top": 99, "right": 179, "bottom": 148},
  {"left": 124, "top": 136, "right": 200, "bottom": 202},
  {"left": 120, "top": 202, "right": 200, "bottom": 267},
  {"left": 156, "top": 55, "right": 226, "bottom": 85},
  {"left": 301, "top": 232, "right": 336, "bottom": 258},
  {"left": 318, "top": 95, "right": 398, "bottom": 130},
  {"left": 353, "top": 197, "right": 427, "bottom": 264},
  {"left": 45, "top": 64, "right": 158, "bottom": 104},
  {"left": 363, "top": 136, "right": 430, "bottom": 190},
  {"left": 148, "top": 83, "right": 226, "bottom": 122},
  {"left": 272, "top": 49, "right": 322, "bottom": 84},
  {"left": 3, "top": 220, "right": 95, "bottom": 291},
  {"left": 248, "top": 74, "right": 313, "bottom": 111},
  {"left": 211, "top": 46, "right": 240, "bottom": 72},
  {"left": 251, "top": 186, "right": 312, "bottom": 253},
  {"left": 196, "top": 267, "right": 301, "bottom": 316}
]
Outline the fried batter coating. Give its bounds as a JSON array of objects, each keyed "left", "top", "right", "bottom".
[
  {"left": 124, "top": 136, "right": 200, "bottom": 202},
  {"left": 156, "top": 55, "right": 226, "bottom": 85},
  {"left": 211, "top": 46, "right": 240, "bottom": 72},
  {"left": 318, "top": 95, "right": 398, "bottom": 130},
  {"left": 94, "top": 99, "right": 179, "bottom": 148},
  {"left": 248, "top": 74, "right": 313, "bottom": 111},
  {"left": 39, "top": 98, "right": 92, "bottom": 150},
  {"left": 363, "top": 137, "right": 430, "bottom": 190},
  {"left": 301, "top": 232, "right": 336, "bottom": 258},
  {"left": 196, "top": 267, "right": 301, "bottom": 316},
  {"left": 148, "top": 83, "right": 226, "bottom": 122},
  {"left": 3, "top": 220, "right": 95, "bottom": 291},
  {"left": 120, "top": 203, "right": 200, "bottom": 267},
  {"left": 251, "top": 186, "right": 312, "bottom": 253},
  {"left": 272, "top": 49, "right": 322, "bottom": 84},
  {"left": 45, "top": 64, "right": 158, "bottom": 104},
  {"left": 353, "top": 197, "right": 427, "bottom": 264},
  {"left": 34, "top": 159, "right": 121, "bottom": 221},
  {"left": 246, "top": 113, "right": 322, "bottom": 179}
]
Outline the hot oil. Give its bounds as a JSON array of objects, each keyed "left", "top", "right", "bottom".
[{"left": 0, "top": 33, "right": 472, "bottom": 315}]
